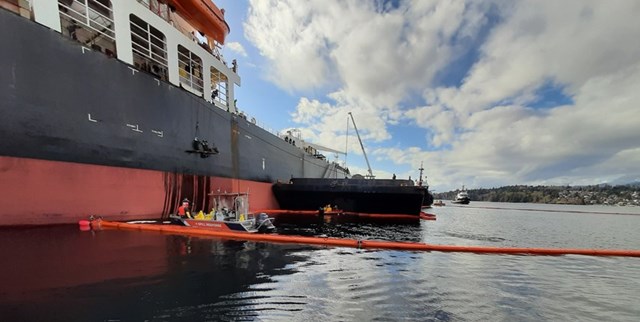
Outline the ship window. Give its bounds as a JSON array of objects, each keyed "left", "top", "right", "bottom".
[
  {"left": 178, "top": 45, "right": 204, "bottom": 94},
  {"left": 130, "top": 14, "right": 168, "bottom": 80},
  {"left": 58, "top": 0, "right": 116, "bottom": 56},
  {"left": 210, "top": 67, "right": 228, "bottom": 108}
]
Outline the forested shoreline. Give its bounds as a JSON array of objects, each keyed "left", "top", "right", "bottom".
[{"left": 434, "top": 184, "right": 640, "bottom": 206}]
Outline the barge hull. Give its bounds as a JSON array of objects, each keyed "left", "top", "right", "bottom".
[{"left": 272, "top": 179, "right": 426, "bottom": 215}]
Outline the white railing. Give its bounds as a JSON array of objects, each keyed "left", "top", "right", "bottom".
[
  {"left": 178, "top": 47, "right": 204, "bottom": 93},
  {"left": 210, "top": 67, "right": 228, "bottom": 106},
  {"left": 58, "top": 0, "right": 115, "bottom": 41},
  {"left": 130, "top": 17, "right": 168, "bottom": 69}
]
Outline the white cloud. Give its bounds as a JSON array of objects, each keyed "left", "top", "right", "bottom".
[
  {"left": 245, "top": 0, "right": 640, "bottom": 191},
  {"left": 289, "top": 97, "right": 390, "bottom": 155},
  {"left": 225, "top": 41, "right": 247, "bottom": 57},
  {"left": 245, "top": 1, "right": 487, "bottom": 103},
  {"left": 402, "top": 62, "right": 640, "bottom": 190},
  {"left": 406, "top": 0, "right": 640, "bottom": 189},
  {"left": 245, "top": 0, "right": 488, "bottom": 151}
]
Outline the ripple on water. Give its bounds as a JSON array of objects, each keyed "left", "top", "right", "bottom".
[{"left": 2, "top": 204, "right": 639, "bottom": 321}]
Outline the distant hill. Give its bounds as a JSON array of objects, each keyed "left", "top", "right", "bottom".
[
  {"left": 434, "top": 184, "right": 639, "bottom": 206},
  {"left": 623, "top": 181, "right": 640, "bottom": 188},
  {"left": 605, "top": 175, "right": 640, "bottom": 186}
]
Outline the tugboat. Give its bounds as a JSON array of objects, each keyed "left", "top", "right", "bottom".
[
  {"left": 418, "top": 162, "right": 434, "bottom": 208},
  {"left": 452, "top": 186, "right": 471, "bottom": 205}
]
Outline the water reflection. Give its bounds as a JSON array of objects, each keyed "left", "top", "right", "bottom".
[
  {"left": 0, "top": 226, "right": 315, "bottom": 321},
  {"left": 276, "top": 221, "right": 423, "bottom": 242},
  {"left": 1, "top": 203, "right": 640, "bottom": 321}
]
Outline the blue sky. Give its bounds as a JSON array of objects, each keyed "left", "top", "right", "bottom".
[{"left": 215, "top": 0, "right": 640, "bottom": 192}]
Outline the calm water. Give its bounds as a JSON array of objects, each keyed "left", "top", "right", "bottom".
[{"left": 1, "top": 202, "right": 639, "bottom": 321}]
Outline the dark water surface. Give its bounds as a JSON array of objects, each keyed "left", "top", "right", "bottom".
[{"left": 1, "top": 202, "right": 639, "bottom": 321}]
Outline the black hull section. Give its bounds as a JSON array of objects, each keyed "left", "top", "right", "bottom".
[
  {"left": 422, "top": 191, "right": 434, "bottom": 207},
  {"left": 0, "top": 9, "right": 344, "bottom": 184},
  {"left": 272, "top": 178, "right": 426, "bottom": 215}
]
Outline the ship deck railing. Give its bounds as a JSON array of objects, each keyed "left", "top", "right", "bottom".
[{"left": 59, "top": 0, "right": 115, "bottom": 42}]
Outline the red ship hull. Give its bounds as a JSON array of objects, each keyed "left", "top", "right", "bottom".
[{"left": 0, "top": 156, "right": 278, "bottom": 226}]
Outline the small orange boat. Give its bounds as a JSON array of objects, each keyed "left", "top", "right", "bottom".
[
  {"left": 165, "top": 0, "right": 230, "bottom": 44},
  {"left": 433, "top": 200, "right": 446, "bottom": 206}
]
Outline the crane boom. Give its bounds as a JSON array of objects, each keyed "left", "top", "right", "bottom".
[{"left": 348, "top": 112, "right": 374, "bottom": 178}]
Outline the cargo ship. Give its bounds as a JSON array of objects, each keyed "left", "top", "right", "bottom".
[{"left": 0, "top": 0, "right": 348, "bottom": 226}]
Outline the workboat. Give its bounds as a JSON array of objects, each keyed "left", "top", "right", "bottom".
[
  {"left": 452, "top": 186, "right": 471, "bottom": 204},
  {"left": 432, "top": 200, "right": 446, "bottom": 206},
  {"left": 0, "top": 0, "right": 349, "bottom": 226},
  {"left": 170, "top": 192, "right": 275, "bottom": 233}
]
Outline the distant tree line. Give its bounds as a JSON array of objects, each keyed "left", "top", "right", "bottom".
[{"left": 433, "top": 183, "right": 640, "bottom": 205}]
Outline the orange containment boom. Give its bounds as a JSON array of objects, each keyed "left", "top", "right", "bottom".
[
  {"left": 91, "top": 220, "right": 640, "bottom": 257},
  {"left": 92, "top": 219, "right": 358, "bottom": 248},
  {"left": 255, "top": 209, "right": 436, "bottom": 222}
]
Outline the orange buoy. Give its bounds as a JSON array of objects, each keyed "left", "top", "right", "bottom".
[
  {"left": 78, "top": 219, "right": 91, "bottom": 231},
  {"left": 91, "top": 220, "right": 640, "bottom": 258},
  {"left": 419, "top": 212, "right": 436, "bottom": 220}
]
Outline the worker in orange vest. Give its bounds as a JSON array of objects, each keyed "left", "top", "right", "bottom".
[{"left": 178, "top": 198, "right": 192, "bottom": 219}]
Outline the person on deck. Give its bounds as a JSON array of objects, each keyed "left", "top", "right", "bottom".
[{"left": 178, "top": 198, "right": 192, "bottom": 218}]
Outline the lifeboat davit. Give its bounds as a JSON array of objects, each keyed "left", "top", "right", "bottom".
[{"left": 165, "top": 0, "right": 230, "bottom": 44}]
